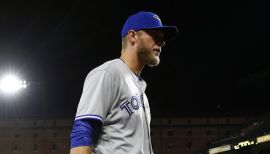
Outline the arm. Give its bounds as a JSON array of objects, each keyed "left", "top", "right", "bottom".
[
  {"left": 70, "top": 119, "right": 102, "bottom": 154},
  {"left": 71, "top": 71, "right": 111, "bottom": 154},
  {"left": 70, "top": 146, "right": 92, "bottom": 154}
]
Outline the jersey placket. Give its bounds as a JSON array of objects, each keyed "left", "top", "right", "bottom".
[{"left": 137, "top": 79, "right": 153, "bottom": 154}]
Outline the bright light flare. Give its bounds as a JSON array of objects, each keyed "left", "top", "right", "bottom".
[{"left": 0, "top": 74, "right": 27, "bottom": 94}]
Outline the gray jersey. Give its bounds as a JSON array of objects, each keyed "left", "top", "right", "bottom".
[{"left": 75, "top": 59, "right": 153, "bottom": 154}]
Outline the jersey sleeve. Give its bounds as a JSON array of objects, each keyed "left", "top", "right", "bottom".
[
  {"left": 70, "top": 119, "right": 102, "bottom": 148},
  {"left": 75, "top": 70, "right": 115, "bottom": 123}
]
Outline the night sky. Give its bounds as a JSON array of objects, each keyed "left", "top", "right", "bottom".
[{"left": 0, "top": 1, "right": 269, "bottom": 119}]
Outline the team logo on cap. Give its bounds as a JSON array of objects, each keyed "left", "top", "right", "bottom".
[{"left": 153, "top": 15, "right": 161, "bottom": 21}]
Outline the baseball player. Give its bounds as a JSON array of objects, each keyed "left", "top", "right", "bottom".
[{"left": 70, "top": 11, "right": 178, "bottom": 154}]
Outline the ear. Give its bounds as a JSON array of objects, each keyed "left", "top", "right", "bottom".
[{"left": 127, "top": 30, "right": 137, "bottom": 45}]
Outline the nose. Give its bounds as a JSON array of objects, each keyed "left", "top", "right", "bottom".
[{"left": 157, "top": 41, "right": 165, "bottom": 47}]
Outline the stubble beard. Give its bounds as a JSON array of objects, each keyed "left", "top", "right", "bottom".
[{"left": 137, "top": 43, "right": 160, "bottom": 68}]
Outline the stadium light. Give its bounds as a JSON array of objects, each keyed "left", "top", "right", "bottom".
[{"left": 0, "top": 74, "right": 27, "bottom": 94}]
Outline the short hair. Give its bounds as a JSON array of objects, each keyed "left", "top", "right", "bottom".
[
  {"left": 121, "top": 30, "right": 144, "bottom": 50},
  {"left": 121, "top": 36, "right": 128, "bottom": 50}
]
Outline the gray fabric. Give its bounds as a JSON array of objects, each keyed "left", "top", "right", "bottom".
[{"left": 75, "top": 59, "right": 153, "bottom": 154}]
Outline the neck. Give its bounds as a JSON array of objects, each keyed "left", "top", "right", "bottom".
[{"left": 120, "top": 49, "right": 145, "bottom": 76}]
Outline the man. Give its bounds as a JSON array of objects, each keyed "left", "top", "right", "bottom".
[{"left": 70, "top": 11, "right": 178, "bottom": 154}]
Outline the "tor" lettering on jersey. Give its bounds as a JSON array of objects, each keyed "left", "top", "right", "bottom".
[{"left": 120, "top": 95, "right": 144, "bottom": 116}]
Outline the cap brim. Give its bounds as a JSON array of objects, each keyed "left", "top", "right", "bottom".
[
  {"left": 159, "top": 26, "right": 178, "bottom": 42},
  {"left": 135, "top": 25, "right": 178, "bottom": 42},
  {"left": 146, "top": 26, "right": 178, "bottom": 42}
]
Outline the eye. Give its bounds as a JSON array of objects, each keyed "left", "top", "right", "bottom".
[
  {"left": 144, "top": 30, "right": 165, "bottom": 46},
  {"left": 152, "top": 33, "right": 165, "bottom": 46}
]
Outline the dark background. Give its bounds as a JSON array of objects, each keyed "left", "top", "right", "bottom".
[{"left": 0, "top": 0, "right": 269, "bottom": 119}]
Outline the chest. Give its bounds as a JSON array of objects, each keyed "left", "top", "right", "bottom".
[
  {"left": 107, "top": 75, "right": 151, "bottom": 125},
  {"left": 119, "top": 76, "right": 149, "bottom": 117}
]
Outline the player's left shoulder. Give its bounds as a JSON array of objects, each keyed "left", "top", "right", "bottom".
[{"left": 102, "top": 59, "right": 124, "bottom": 74}]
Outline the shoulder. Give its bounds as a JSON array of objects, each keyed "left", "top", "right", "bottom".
[
  {"left": 86, "top": 59, "right": 125, "bottom": 80},
  {"left": 97, "top": 59, "right": 123, "bottom": 71}
]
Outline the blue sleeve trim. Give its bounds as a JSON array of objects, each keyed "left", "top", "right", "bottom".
[
  {"left": 70, "top": 119, "right": 102, "bottom": 148},
  {"left": 75, "top": 114, "right": 103, "bottom": 123}
]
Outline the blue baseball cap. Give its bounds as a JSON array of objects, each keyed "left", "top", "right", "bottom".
[{"left": 121, "top": 11, "right": 178, "bottom": 42}]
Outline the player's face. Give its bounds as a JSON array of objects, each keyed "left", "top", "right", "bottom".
[{"left": 136, "top": 29, "right": 165, "bottom": 67}]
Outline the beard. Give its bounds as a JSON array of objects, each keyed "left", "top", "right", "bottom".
[{"left": 137, "top": 42, "right": 160, "bottom": 67}]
